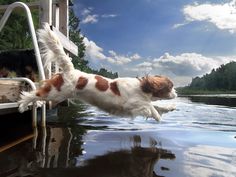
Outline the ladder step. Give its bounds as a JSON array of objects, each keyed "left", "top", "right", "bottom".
[{"left": 0, "top": 102, "right": 18, "bottom": 109}]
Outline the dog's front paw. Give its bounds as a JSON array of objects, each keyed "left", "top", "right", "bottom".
[{"left": 167, "top": 104, "right": 176, "bottom": 111}]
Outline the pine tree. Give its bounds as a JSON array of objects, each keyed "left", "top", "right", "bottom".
[{"left": 0, "top": 0, "right": 39, "bottom": 50}]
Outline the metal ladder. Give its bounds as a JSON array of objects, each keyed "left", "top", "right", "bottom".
[{"left": 0, "top": 2, "right": 46, "bottom": 127}]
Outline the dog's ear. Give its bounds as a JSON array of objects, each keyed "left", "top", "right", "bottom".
[
  {"left": 140, "top": 76, "right": 173, "bottom": 98},
  {"left": 140, "top": 76, "right": 163, "bottom": 92}
]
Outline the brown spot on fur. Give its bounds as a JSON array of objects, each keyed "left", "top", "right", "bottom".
[
  {"left": 36, "top": 83, "right": 51, "bottom": 97},
  {"left": 110, "top": 81, "right": 121, "bottom": 96},
  {"left": 50, "top": 74, "right": 64, "bottom": 91},
  {"left": 95, "top": 75, "right": 109, "bottom": 91},
  {"left": 76, "top": 76, "right": 88, "bottom": 89},
  {"left": 36, "top": 74, "right": 64, "bottom": 97},
  {"left": 141, "top": 76, "right": 173, "bottom": 98}
]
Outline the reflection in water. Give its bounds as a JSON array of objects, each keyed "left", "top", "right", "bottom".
[
  {"left": 1, "top": 99, "right": 236, "bottom": 177},
  {"left": 0, "top": 126, "right": 175, "bottom": 177},
  {"left": 40, "top": 137, "right": 175, "bottom": 177},
  {"left": 183, "top": 145, "right": 236, "bottom": 177}
]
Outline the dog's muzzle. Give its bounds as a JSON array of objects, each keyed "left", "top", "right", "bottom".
[{"left": 169, "top": 88, "right": 177, "bottom": 99}]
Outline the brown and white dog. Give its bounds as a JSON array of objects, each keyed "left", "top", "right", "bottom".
[{"left": 18, "top": 24, "right": 177, "bottom": 121}]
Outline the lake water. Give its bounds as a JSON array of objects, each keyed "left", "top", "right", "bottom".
[{"left": 0, "top": 96, "right": 236, "bottom": 177}]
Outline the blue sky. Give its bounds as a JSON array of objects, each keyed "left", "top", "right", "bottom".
[{"left": 73, "top": 0, "right": 236, "bottom": 86}]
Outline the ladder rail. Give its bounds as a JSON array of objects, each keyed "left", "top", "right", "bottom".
[
  {"left": 0, "top": 2, "right": 45, "bottom": 80},
  {"left": 0, "top": 77, "right": 38, "bottom": 127},
  {"left": 0, "top": 2, "right": 46, "bottom": 127}
]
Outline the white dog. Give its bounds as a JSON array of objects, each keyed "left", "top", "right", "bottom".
[{"left": 18, "top": 24, "right": 177, "bottom": 121}]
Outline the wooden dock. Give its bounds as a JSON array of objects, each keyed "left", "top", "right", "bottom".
[
  {"left": 0, "top": 0, "right": 78, "bottom": 152},
  {"left": 0, "top": 0, "right": 78, "bottom": 117}
]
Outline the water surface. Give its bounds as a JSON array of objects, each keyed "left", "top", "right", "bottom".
[{"left": 0, "top": 96, "right": 236, "bottom": 177}]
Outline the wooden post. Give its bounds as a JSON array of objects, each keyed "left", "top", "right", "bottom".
[
  {"left": 39, "top": 0, "right": 52, "bottom": 26},
  {"left": 52, "top": 3, "right": 59, "bottom": 29},
  {"left": 52, "top": 3, "right": 60, "bottom": 74},
  {"left": 59, "top": 0, "right": 68, "bottom": 37},
  {"left": 39, "top": 0, "right": 52, "bottom": 79}
]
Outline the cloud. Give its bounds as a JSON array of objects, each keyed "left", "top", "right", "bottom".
[
  {"left": 83, "top": 38, "right": 140, "bottom": 65},
  {"left": 131, "top": 52, "right": 236, "bottom": 86},
  {"left": 172, "top": 22, "right": 189, "bottom": 29},
  {"left": 130, "top": 53, "right": 141, "bottom": 60},
  {"left": 81, "top": 7, "right": 93, "bottom": 16},
  {"left": 101, "top": 14, "right": 118, "bottom": 18},
  {"left": 81, "top": 14, "right": 98, "bottom": 24},
  {"left": 83, "top": 37, "right": 106, "bottom": 60},
  {"left": 136, "top": 62, "right": 152, "bottom": 68},
  {"left": 132, "top": 62, "right": 153, "bottom": 72},
  {"left": 108, "top": 50, "right": 132, "bottom": 65},
  {"left": 153, "top": 53, "right": 218, "bottom": 76},
  {"left": 107, "top": 51, "right": 142, "bottom": 65},
  {"left": 81, "top": 7, "right": 99, "bottom": 24},
  {"left": 83, "top": 37, "right": 236, "bottom": 86},
  {"left": 178, "top": 0, "right": 236, "bottom": 33},
  {"left": 81, "top": 8, "right": 118, "bottom": 25}
]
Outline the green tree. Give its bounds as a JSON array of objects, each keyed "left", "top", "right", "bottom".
[
  {"left": 68, "top": 7, "right": 118, "bottom": 78},
  {"left": 69, "top": 7, "right": 87, "bottom": 70},
  {"left": 183, "top": 61, "right": 236, "bottom": 93},
  {"left": 0, "top": 0, "right": 39, "bottom": 50},
  {"left": 0, "top": 1, "right": 118, "bottom": 78}
]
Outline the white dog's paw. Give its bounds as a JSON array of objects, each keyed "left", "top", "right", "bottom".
[
  {"left": 35, "top": 101, "right": 44, "bottom": 108},
  {"left": 167, "top": 104, "right": 176, "bottom": 111},
  {"left": 18, "top": 103, "right": 29, "bottom": 113}
]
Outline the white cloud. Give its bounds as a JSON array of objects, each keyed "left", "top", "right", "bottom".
[
  {"left": 81, "top": 14, "right": 98, "bottom": 24},
  {"left": 172, "top": 22, "right": 189, "bottom": 29},
  {"left": 83, "top": 37, "right": 106, "bottom": 60},
  {"left": 179, "top": 0, "right": 236, "bottom": 33},
  {"left": 108, "top": 50, "right": 132, "bottom": 65},
  {"left": 81, "top": 7, "right": 99, "bottom": 24},
  {"left": 101, "top": 14, "right": 118, "bottom": 18},
  {"left": 132, "top": 61, "right": 153, "bottom": 73},
  {"left": 81, "top": 8, "right": 117, "bottom": 25},
  {"left": 107, "top": 51, "right": 142, "bottom": 65},
  {"left": 83, "top": 37, "right": 236, "bottom": 86},
  {"left": 81, "top": 7, "right": 93, "bottom": 16},
  {"left": 130, "top": 53, "right": 141, "bottom": 60},
  {"left": 153, "top": 52, "right": 218, "bottom": 76},
  {"left": 83, "top": 38, "right": 140, "bottom": 65},
  {"left": 137, "top": 61, "right": 152, "bottom": 67},
  {"left": 130, "top": 52, "right": 236, "bottom": 86}
]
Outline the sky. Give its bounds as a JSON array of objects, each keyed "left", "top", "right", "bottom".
[{"left": 73, "top": 0, "right": 236, "bottom": 86}]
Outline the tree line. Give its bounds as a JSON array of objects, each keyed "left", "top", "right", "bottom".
[
  {"left": 0, "top": 0, "right": 118, "bottom": 79},
  {"left": 177, "top": 61, "right": 236, "bottom": 94}
]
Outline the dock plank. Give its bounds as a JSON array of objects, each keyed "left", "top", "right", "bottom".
[{"left": 0, "top": 80, "right": 22, "bottom": 103}]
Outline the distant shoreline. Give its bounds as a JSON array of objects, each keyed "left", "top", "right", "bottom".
[
  {"left": 176, "top": 88, "right": 236, "bottom": 96},
  {"left": 178, "top": 94, "right": 236, "bottom": 98}
]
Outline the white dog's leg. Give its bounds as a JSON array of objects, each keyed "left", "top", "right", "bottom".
[
  {"left": 154, "top": 105, "right": 176, "bottom": 115},
  {"left": 150, "top": 105, "right": 162, "bottom": 121}
]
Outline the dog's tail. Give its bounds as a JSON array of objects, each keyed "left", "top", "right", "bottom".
[{"left": 37, "top": 23, "right": 74, "bottom": 72}]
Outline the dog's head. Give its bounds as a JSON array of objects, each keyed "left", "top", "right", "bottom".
[{"left": 140, "top": 75, "right": 177, "bottom": 100}]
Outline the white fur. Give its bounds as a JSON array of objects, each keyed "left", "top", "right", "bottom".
[{"left": 18, "top": 23, "right": 177, "bottom": 121}]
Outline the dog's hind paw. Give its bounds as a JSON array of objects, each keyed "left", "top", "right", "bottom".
[
  {"left": 18, "top": 103, "right": 29, "bottom": 113},
  {"left": 35, "top": 101, "right": 44, "bottom": 108},
  {"left": 18, "top": 101, "right": 44, "bottom": 113}
]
